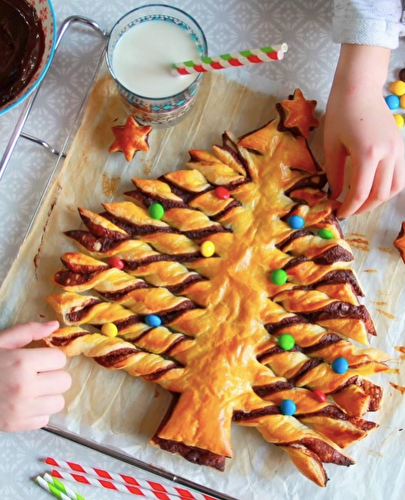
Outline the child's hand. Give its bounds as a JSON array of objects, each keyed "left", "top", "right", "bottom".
[
  {"left": 324, "top": 44, "right": 405, "bottom": 218},
  {"left": 0, "top": 321, "right": 72, "bottom": 432}
]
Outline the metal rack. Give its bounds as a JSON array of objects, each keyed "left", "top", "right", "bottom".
[{"left": 0, "top": 16, "right": 234, "bottom": 500}]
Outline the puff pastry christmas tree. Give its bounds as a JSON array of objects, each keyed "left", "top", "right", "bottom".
[{"left": 46, "top": 90, "right": 389, "bottom": 487}]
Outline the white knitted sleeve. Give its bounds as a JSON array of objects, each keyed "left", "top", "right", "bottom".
[{"left": 333, "top": 0, "right": 405, "bottom": 48}]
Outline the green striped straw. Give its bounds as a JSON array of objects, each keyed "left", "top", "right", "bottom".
[
  {"left": 173, "top": 44, "right": 288, "bottom": 75},
  {"left": 44, "top": 473, "right": 87, "bottom": 500},
  {"left": 34, "top": 475, "right": 86, "bottom": 500}
]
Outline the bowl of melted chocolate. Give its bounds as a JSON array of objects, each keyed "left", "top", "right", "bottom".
[{"left": 0, "top": 0, "right": 56, "bottom": 115}]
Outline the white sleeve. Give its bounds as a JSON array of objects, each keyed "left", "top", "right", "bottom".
[{"left": 333, "top": 0, "right": 405, "bottom": 48}]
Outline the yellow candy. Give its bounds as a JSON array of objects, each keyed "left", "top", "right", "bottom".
[
  {"left": 400, "top": 95, "right": 405, "bottom": 109},
  {"left": 101, "top": 322, "right": 118, "bottom": 337},
  {"left": 201, "top": 240, "right": 215, "bottom": 257},
  {"left": 394, "top": 114, "right": 404, "bottom": 129},
  {"left": 390, "top": 80, "right": 405, "bottom": 96}
]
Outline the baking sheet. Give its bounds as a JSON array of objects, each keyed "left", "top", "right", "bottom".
[{"left": 1, "top": 64, "right": 405, "bottom": 500}]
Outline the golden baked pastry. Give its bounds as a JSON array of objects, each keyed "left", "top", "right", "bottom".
[
  {"left": 45, "top": 90, "right": 388, "bottom": 487},
  {"left": 108, "top": 115, "right": 152, "bottom": 161},
  {"left": 394, "top": 222, "right": 405, "bottom": 263}
]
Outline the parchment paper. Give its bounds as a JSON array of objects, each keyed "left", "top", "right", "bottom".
[{"left": 1, "top": 65, "right": 405, "bottom": 500}]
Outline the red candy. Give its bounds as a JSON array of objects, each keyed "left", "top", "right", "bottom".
[
  {"left": 214, "top": 186, "right": 230, "bottom": 200},
  {"left": 312, "top": 389, "right": 327, "bottom": 403},
  {"left": 108, "top": 257, "right": 124, "bottom": 269}
]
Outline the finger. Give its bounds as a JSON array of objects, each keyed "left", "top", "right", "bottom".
[
  {"left": 31, "top": 394, "right": 65, "bottom": 418},
  {"left": 0, "top": 415, "right": 50, "bottom": 433},
  {"left": 0, "top": 321, "right": 59, "bottom": 349},
  {"left": 391, "top": 157, "right": 405, "bottom": 196},
  {"left": 336, "top": 156, "right": 375, "bottom": 218},
  {"left": 324, "top": 143, "right": 347, "bottom": 199},
  {"left": 35, "top": 370, "right": 72, "bottom": 397},
  {"left": 355, "top": 159, "right": 395, "bottom": 215},
  {"left": 17, "top": 347, "right": 67, "bottom": 373}
]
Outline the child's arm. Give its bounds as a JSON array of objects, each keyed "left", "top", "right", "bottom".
[
  {"left": 0, "top": 321, "right": 72, "bottom": 432},
  {"left": 324, "top": 43, "right": 405, "bottom": 218}
]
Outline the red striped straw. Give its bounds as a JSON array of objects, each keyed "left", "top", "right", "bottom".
[
  {"left": 172, "top": 44, "right": 288, "bottom": 75},
  {"left": 45, "top": 458, "right": 217, "bottom": 500}
]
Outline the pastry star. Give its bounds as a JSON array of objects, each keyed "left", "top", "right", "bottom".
[
  {"left": 394, "top": 221, "right": 405, "bottom": 263},
  {"left": 280, "top": 88, "right": 319, "bottom": 138},
  {"left": 109, "top": 115, "right": 152, "bottom": 161}
]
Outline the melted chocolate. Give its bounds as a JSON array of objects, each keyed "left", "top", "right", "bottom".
[{"left": 0, "top": 0, "right": 45, "bottom": 106}]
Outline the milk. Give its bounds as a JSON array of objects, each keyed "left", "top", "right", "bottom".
[{"left": 112, "top": 20, "right": 200, "bottom": 99}]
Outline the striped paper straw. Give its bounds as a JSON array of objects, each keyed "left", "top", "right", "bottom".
[
  {"left": 43, "top": 473, "right": 87, "bottom": 500},
  {"left": 51, "top": 469, "right": 200, "bottom": 500},
  {"left": 34, "top": 476, "right": 72, "bottom": 500},
  {"left": 173, "top": 44, "right": 288, "bottom": 75},
  {"left": 45, "top": 457, "right": 216, "bottom": 500}
]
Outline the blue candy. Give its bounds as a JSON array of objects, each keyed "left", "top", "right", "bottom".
[
  {"left": 287, "top": 215, "right": 305, "bottom": 230},
  {"left": 145, "top": 314, "right": 162, "bottom": 327},
  {"left": 332, "top": 357, "right": 349, "bottom": 374},
  {"left": 386, "top": 94, "right": 400, "bottom": 110},
  {"left": 279, "top": 399, "right": 297, "bottom": 416}
]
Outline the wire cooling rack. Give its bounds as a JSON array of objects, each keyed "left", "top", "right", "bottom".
[{"left": 0, "top": 16, "right": 235, "bottom": 500}]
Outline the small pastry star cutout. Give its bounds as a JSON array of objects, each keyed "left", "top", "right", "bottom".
[
  {"left": 394, "top": 221, "right": 405, "bottom": 263},
  {"left": 279, "top": 89, "right": 319, "bottom": 138},
  {"left": 108, "top": 115, "right": 152, "bottom": 162}
]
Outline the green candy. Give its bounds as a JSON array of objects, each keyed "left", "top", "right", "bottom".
[
  {"left": 278, "top": 333, "right": 295, "bottom": 350},
  {"left": 270, "top": 268, "right": 287, "bottom": 285},
  {"left": 318, "top": 228, "right": 334, "bottom": 240},
  {"left": 148, "top": 202, "right": 164, "bottom": 220}
]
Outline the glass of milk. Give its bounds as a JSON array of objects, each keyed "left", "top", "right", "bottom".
[{"left": 106, "top": 4, "right": 208, "bottom": 127}]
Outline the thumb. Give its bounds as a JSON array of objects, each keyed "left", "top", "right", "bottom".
[
  {"left": 0, "top": 321, "right": 59, "bottom": 349},
  {"left": 324, "top": 143, "right": 347, "bottom": 200}
]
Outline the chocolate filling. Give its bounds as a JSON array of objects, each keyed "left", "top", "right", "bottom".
[
  {"left": 65, "top": 230, "right": 124, "bottom": 253},
  {"left": 125, "top": 189, "right": 190, "bottom": 210},
  {"left": 329, "top": 375, "right": 358, "bottom": 395},
  {"left": 257, "top": 345, "right": 303, "bottom": 363},
  {"left": 55, "top": 270, "right": 104, "bottom": 287},
  {"left": 253, "top": 380, "right": 294, "bottom": 397},
  {"left": 279, "top": 438, "right": 354, "bottom": 466},
  {"left": 210, "top": 199, "right": 242, "bottom": 221},
  {"left": 289, "top": 358, "right": 323, "bottom": 384},
  {"left": 158, "top": 176, "right": 211, "bottom": 203},
  {"left": 165, "top": 274, "right": 206, "bottom": 294},
  {"left": 302, "top": 302, "right": 376, "bottom": 335},
  {"left": 182, "top": 225, "right": 230, "bottom": 240},
  {"left": 48, "top": 330, "right": 88, "bottom": 346},
  {"left": 66, "top": 298, "right": 101, "bottom": 322},
  {"left": 222, "top": 132, "right": 251, "bottom": 178},
  {"left": 94, "top": 347, "right": 139, "bottom": 368},
  {"left": 232, "top": 405, "right": 280, "bottom": 421},
  {"left": 97, "top": 281, "right": 150, "bottom": 300},
  {"left": 114, "top": 316, "right": 141, "bottom": 331},
  {"left": 123, "top": 254, "right": 178, "bottom": 271},
  {"left": 101, "top": 212, "right": 177, "bottom": 236},
  {"left": 276, "top": 229, "right": 314, "bottom": 250},
  {"left": 291, "top": 269, "right": 363, "bottom": 297},
  {"left": 265, "top": 315, "right": 308, "bottom": 335},
  {"left": 313, "top": 246, "right": 354, "bottom": 265},
  {"left": 285, "top": 174, "right": 327, "bottom": 195},
  {"left": 79, "top": 212, "right": 128, "bottom": 240},
  {"left": 159, "top": 301, "right": 198, "bottom": 324},
  {"left": 60, "top": 257, "right": 107, "bottom": 274},
  {"left": 154, "top": 437, "right": 226, "bottom": 471},
  {"left": 303, "top": 332, "right": 342, "bottom": 354},
  {"left": 299, "top": 405, "right": 376, "bottom": 431},
  {"left": 144, "top": 364, "right": 179, "bottom": 381},
  {"left": 0, "top": 0, "right": 45, "bottom": 106}
]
